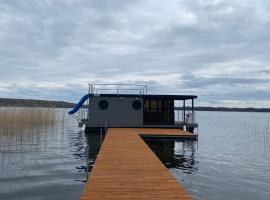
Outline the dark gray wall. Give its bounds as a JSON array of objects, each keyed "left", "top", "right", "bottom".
[{"left": 87, "top": 96, "right": 143, "bottom": 127}]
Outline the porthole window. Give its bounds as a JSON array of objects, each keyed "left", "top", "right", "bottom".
[
  {"left": 132, "top": 100, "right": 142, "bottom": 110},
  {"left": 99, "top": 100, "right": 109, "bottom": 110}
]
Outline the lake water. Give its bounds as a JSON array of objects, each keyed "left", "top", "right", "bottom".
[
  {"left": 0, "top": 110, "right": 270, "bottom": 199},
  {"left": 146, "top": 111, "right": 270, "bottom": 200}
]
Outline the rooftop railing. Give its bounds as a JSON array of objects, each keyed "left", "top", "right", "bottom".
[{"left": 88, "top": 83, "right": 148, "bottom": 95}]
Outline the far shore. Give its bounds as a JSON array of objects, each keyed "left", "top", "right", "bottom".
[
  {"left": 0, "top": 98, "right": 269, "bottom": 112},
  {"left": 175, "top": 107, "right": 270, "bottom": 113},
  {"left": 0, "top": 98, "right": 74, "bottom": 108}
]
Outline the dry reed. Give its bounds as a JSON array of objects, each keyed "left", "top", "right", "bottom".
[
  {"left": 0, "top": 107, "right": 66, "bottom": 151},
  {"left": 0, "top": 107, "right": 65, "bottom": 135}
]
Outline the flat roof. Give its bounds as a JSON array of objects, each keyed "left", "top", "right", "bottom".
[{"left": 90, "top": 93, "right": 197, "bottom": 100}]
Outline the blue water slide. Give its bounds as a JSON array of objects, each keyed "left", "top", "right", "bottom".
[{"left": 68, "top": 94, "right": 90, "bottom": 115}]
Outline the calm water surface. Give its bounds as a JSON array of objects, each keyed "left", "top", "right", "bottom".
[
  {"left": 147, "top": 111, "right": 270, "bottom": 200},
  {"left": 1, "top": 110, "right": 270, "bottom": 200}
]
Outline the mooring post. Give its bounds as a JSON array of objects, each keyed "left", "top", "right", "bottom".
[
  {"left": 86, "top": 144, "right": 89, "bottom": 180},
  {"left": 100, "top": 128, "right": 103, "bottom": 146}
]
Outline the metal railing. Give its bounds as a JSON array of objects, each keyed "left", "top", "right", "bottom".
[
  {"left": 175, "top": 110, "right": 197, "bottom": 124},
  {"left": 88, "top": 83, "right": 148, "bottom": 95}
]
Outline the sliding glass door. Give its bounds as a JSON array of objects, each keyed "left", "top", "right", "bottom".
[{"left": 143, "top": 99, "right": 174, "bottom": 125}]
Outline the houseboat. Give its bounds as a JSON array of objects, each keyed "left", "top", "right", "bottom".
[{"left": 68, "top": 83, "right": 198, "bottom": 133}]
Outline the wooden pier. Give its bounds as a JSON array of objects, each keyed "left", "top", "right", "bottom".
[{"left": 81, "top": 128, "right": 197, "bottom": 200}]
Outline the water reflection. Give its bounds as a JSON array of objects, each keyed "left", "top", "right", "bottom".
[
  {"left": 84, "top": 131, "right": 105, "bottom": 174},
  {"left": 144, "top": 139, "right": 198, "bottom": 174},
  {"left": 179, "top": 111, "right": 270, "bottom": 200},
  {"left": 245, "top": 117, "right": 270, "bottom": 154}
]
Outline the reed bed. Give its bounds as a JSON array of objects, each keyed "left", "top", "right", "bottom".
[
  {"left": 0, "top": 107, "right": 66, "bottom": 151},
  {"left": 0, "top": 107, "right": 61, "bottom": 131}
]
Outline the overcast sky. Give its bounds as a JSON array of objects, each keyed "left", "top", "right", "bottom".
[{"left": 0, "top": 0, "right": 269, "bottom": 107}]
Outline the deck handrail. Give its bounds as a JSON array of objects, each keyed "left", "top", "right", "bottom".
[{"left": 88, "top": 83, "right": 148, "bottom": 95}]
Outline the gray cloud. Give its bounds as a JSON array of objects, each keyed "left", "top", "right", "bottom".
[{"left": 0, "top": 0, "right": 270, "bottom": 107}]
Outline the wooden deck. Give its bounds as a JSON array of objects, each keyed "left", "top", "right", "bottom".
[{"left": 81, "top": 128, "right": 197, "bottom": 200}]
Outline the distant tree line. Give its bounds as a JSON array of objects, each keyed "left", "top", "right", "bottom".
[
  {"left": 0, "top": 98, "right": 75, "bottom": 108},
  {"left": 0, "top": 98, "right": 269, "bottom": 112},
  {"left": 175, "top": 106, "right": 270, "bottom": 112}
]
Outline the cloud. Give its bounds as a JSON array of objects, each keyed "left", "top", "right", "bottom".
[{"left": 0, "top": 0, "right": 269, "bottom": 107}]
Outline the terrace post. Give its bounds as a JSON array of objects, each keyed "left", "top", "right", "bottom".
[
  {"left": 192, "top": 99, "right": 194, "bottom": 114},
  {"left": 192, "top": 98, "right": 194, "bottom": 123},
  {"left": 183, "top": 100, "right": 186, "bottom": 123}
]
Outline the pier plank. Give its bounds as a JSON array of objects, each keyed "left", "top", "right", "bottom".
[{"left": 81, "top": 128, "right": 196, "bottom": 200}]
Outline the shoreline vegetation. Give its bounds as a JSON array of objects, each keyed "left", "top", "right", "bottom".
[
  {"left": 0, "top": 107, "right": 57, "bottom": 127},
  {"left": 0, "top": 107, "right": 65, "bottom": 137},
  {"left": 0, "top": 107, "right": 66, "bottom": 151},
  {"left": 0, "top": 98, "right": 269, "bottom": 112}
]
